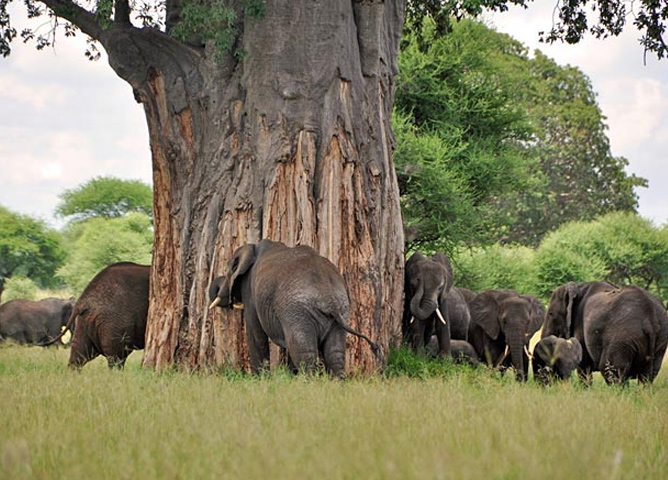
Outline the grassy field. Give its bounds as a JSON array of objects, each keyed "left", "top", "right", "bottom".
[{"left": 1, "top": 346, "right": 666, "bottom": 480}]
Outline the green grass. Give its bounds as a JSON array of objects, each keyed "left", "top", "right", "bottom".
[{"left": 1, "top": 346, "right": 667, "bottom": 480}]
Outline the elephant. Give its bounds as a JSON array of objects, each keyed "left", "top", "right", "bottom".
[
  {"left": 402, "top": 251, "right": 455, "bottom": 356},
  {"left": 0, "top": 297, "right": 75, "bottom": 346},
  {"left": 208, "top": 239, "right": 380, "bottom": 378},
  {"left": 468, "top": 289, "right": 544, "bottom": 381},
  {"left": 65, "top": 262, "right": 150, "bottom": 370},
  {"left": 542, "top": 282, "right": 668, "bottom": 385},
  {"left": 439, "top": 286, "right": 471, "bottom": 342},
  {"left": 532, "top": 335, "right": 583, "bottom": 384},
  {"left": 426, "top": 336, "right": 479, "bottom": 366}
]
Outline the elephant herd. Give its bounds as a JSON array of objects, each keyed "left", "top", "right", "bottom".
[
  {"left": 403, "top": 251, "right": 668, "bottom": 385},
  {"left": 1, "top": 241, "right": 667, "bottom": 385}
]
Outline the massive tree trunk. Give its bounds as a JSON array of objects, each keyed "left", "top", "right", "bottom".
[{"left": 96, "top": 1, "right": 405, "bottom": 372}]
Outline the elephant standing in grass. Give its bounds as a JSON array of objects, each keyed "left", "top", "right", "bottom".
[
  {"left": 468, "top": 290, "right": 544, "bottom": 381},
  {"left": 542, "top": 282, "right": 668, "bottom": 385},
  {"left": 65, "top": 262, "right": 150, "bottom": 370},
  {"left": 209, "top": 240, "right": 380, "bottom": 378},
  {"left": 532, "top": 335, "right": 582, "bottom": 384},
  {"left": 0, "top": 298, "right": 75, "bottom": 346},
  {"left": 402, "top": 251, "right": 455, "bottom": 356}
]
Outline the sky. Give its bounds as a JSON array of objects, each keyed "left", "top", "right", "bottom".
[{"left": 0, "top": 3, "right": 667, "bottom": 229}]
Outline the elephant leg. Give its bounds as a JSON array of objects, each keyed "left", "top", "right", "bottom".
[
  {"left": 68, "top": 335, "right": 100, "bottom": 370},
  {"left": 321, "top": 326, "right": 346, "bottom": 379},
  {"left": 434, "top": 320, "right": 451, "bottom": 357},
  {"left": 600, "top": 347, "right": 632, "bottom": 385},
  {"left": 285, "top": 326, "right": 319, "bottom": 375},
  {"left": 107, "top": 356, "right": 127, "bottom": 369},
  {"left": 245, "top": 313, "right": 270, "bottom": 374}
]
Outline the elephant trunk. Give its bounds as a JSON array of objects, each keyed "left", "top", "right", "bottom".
[
  {"left": 410, "top": 283, "right": 438, "bottom": 321},
  {"left": 508, "top": 331, "right": 526, "bottom": 382}
]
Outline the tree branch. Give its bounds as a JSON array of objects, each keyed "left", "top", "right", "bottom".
[
  {"left": 38, "top": 0, "right": 104, "bottom": 40},
  {"left": 114, "top": 0, "right": 131, "bottom": 24}
]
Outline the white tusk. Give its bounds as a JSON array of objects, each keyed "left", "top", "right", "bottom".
[
  {"left": 496, "top": 345, "right": 510, "bottom": 368},
  {"left": 232, "top": 302, "right": 244, "bottom": 310},
  {"left": 524, "top": 345, "right": 533, "bottom": 360},
  {"left": 410, "top": 315, "right": 416, "bottom": 324},
  {"left": 208, "top": 297, "right": 222, "bottom": 310},
  {"left": 436, "top": 308, "right": 447, "bottom": 325}
]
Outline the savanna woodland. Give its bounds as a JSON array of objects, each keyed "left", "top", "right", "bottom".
[{"left": 1, "top": 0, "right": 667, "bottom": 373}]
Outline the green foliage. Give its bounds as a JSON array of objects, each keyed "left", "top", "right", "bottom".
[
  {"left": 395, "top": 18, "right": 533, "bottom": 251},
  {"left": 55, "top": 176, "right": 153, "bottom": 223},
  {"left": 1, "top": 276, "right": 39, "bottom": 302},
  {"left": 453, "top": 244, "right": 539, "bottom": 296},
  {"left": 0, "top": 206, "right": 65, "bottom": 298},
  {"left": 170, "top": 0, "right": 265, "bottom": 58},
  {"left": 57, "top": 212, "right": 153, "bottom": 294},
  {"left": 535, "top": 212, "right": 668, "bottom": 299}
]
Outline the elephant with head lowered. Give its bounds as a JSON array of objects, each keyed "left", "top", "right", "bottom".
[
  {"left": 468, "top": 289, "right": 544, "bottom": 381},
  {"left": 65, "top": 262, "right": 150, "bottom": 370},
  {"left": 0, "top": 297, "right": 75, "bottom": 346},
  {"left": 403, "top": 251, "right": 463, "bottom": 356},
  {"left": 542, "top": 281, "right": 668, "bottom": 384},
  {"left": 532, "top": 335, "right": 583, "bottom": 384},
  {"left": 208, "top": 239, "right": 380, "bottom": 378}
]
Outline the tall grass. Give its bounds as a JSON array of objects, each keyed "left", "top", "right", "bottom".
[{"left": 1, "top": 345, "right": 666, "bottom": 480}]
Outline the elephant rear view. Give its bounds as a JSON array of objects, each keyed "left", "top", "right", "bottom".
[
  {"left": 209, "top": 239, "right": 380, "bottom": 378},
  {"left": 543, "top": 282, "right": 668, "bottom": 384},
  {"left": 68, "top": 262, "right": 150, "bottom": 370}
]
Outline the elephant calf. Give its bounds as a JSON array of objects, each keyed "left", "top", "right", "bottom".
[{"left": 532, "top": 335, "right": 582, "bottom": 384}]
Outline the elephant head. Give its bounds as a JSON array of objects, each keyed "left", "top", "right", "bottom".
[
  {"left": 403, "top": 251, "right": 454, "bottom": 351},
  {"left": 470, "top": 290, "right": 544, "bottom": 381},
  {"left": 208, "top": 244, "right": 257, "bottom": 310},
  {"left": 542, "top": 283, "right": 579, "bottom": 339},
  {"left": 533, "top": 335, "right": 583, "bottom": 384}
]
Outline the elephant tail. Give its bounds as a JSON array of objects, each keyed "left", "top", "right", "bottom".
[
  {"left": 37, "top": 304, "right": 81, "bottom": 347},
  {"left": 334, "top": 315, "right": 383, "bottom": 361}
]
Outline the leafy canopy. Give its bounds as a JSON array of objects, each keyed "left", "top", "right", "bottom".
[
  {"left": 0, "top": 205, "right": 65, "bottom": 299},
  {"left": 55, "top": 176, "right": 153, "bottom": 223}
]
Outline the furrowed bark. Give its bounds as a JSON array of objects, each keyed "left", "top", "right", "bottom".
[{"left": 101, "top": 0, "right": 405, "bottom": 372}]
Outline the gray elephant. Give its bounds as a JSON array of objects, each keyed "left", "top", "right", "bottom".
[
  {"left": 426, "top": 336, "right": 479, "bottom": 366},
  {"left": 0, "top": 297, "right": 75, "bottom": 346},
  {"left": 439, "top": 286, "right": 471, "bottom": 342},
  {"left": 208, "top": 239, "right": 380, "bottom": 378},
  {"left": 468, "top": 289, "right": 544, "bottom": 381},
  {"left": 542, "top": 282, "right": 668, "bottom": 385},
  {"left": 402, "top": 251, "right": 455, "bottom": 356},
  {"left": 64, "top": 262, "right": 150, "bottom": 370},
  {"left": 532, "top": 335, "right": 582, "bottom": 384}
]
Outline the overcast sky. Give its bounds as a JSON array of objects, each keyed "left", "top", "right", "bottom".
[{"left": 1, "top": 3, "right": 667, "bottom": 229}]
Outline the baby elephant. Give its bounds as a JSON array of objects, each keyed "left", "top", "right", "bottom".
[{"left": 532, "top": 335, "right": 582, "bottom": 384}]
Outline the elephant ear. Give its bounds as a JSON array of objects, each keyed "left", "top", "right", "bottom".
[
  {"left": 227, "top": 243, "right": 257, "bottom": 304},
  {"left": 470, "top": 291, "right": 501, "bottom": 340},
  {"left": 525, "top": 295, "right": 545, "bottom": 337},
  {"left": 565, "top": 283, "right": 578, "bottom": 336},
  {"left": 432, "top": 253, "right": 454, "bottom": 293}
]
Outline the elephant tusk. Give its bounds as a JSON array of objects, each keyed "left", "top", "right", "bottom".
[
  {"left": 208, "top": 297, "right": 222, "bottom": 310},
  {"left": 495, "top": 345, "right": 510, "bottom": 368},
  {"left": 524, "top": 345, "right": 533, "bottom": 360},
  {"left": 232, "top": 302, "right": 245, "bottom": 310},
  {"left": 410, "top": 315, "right": 416, "bottom": 324},
  {"left": 436, "top": 308, "right": 447, "bottom": 325}
]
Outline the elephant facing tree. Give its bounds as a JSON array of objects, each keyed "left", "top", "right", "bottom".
[
  {"left": 62, "top": 262, "right": 150, "bottom": 370},
  {"left": 0, "top": 297, "right": 75, "bottom": 346},
  {"left": 208, "top": 239, "right": 380, "bottom": 378},
  {"left": 468, "top": 290, "right": 544, "bottom": 381},
  {"left": 542, "top": 282, "right": 668, "bottom": 385},
  {"left": 402, "top": 251, "right": 456, "bottom": 356},
  {"left": 532, "top": 335, "right": 583, "bottom": 384}
]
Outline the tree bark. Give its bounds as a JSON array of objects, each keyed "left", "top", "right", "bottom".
[{"left": 100, "top": 0, "right": 405, "bottom": 372}]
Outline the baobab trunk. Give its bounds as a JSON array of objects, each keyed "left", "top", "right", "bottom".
[{"left": 103, "top": 1, "right": 405, "bottom": 372}]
